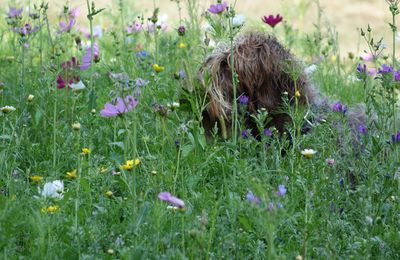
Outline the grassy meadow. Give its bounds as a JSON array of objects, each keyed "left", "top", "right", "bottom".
[{"left": 0, "top": 0, "right": 399, "bottom": 259}]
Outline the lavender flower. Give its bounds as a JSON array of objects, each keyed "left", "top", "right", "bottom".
[
  {"left": 80, "top": 43, "right": 100, "bottom": 70},
  {"left": 100, "top": 96, "right": 138, "bottom": 117},
  {"left": 358, "top": 124, "right": 367, "bottom": 134},
  {"left": 261, "top": 14, "right": 283, "bottom": 28},
  {"left": 391, "top": 131, "right": 400, "bottom": 144},
  {"left": 13, "top": 23, "right": 39, "bottom": 36},
  {"left": 59, "top": 17, "right": 76, "bottom": 33},
  {"left": 158, "top": 192, "right": 185, "bottom": 208},
  {"left": 357, "top": 63, "right": 367, "bottom": 74},
  {"left": 378, "top": 64, "right": 394, "bottom": 74},
  {"left": 246, "top": 191, "right": 261, "bottom": 205},
  {"left": 277, "top": 184, "right": 286, "bottom": 197},
  {"left": 331, "top": 101, "right": 347, "bottom": 113},
  {"left": 238, "top": 95, "right": 249, "bottom": 106},
  {"left": 242, "top": 130, "right": 249, "bottom": 139},
  {"left": 394, "top": 71, "right": 400, "bottom": 81},
  {"left": 263, "top": 128, "right": 272, "bottom": 136},
  {"left": 8, "top": 7, "right": 23, "bottom": 19},
  {"left": 208, "top": 2, "right": 228, "bottom": 14}
]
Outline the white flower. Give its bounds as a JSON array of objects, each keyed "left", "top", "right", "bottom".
[
  {"left": 301, "top": 149, "right": 317, "bottom": 159},
  {"left": 69, "top": 80, "right": 86, "bottom": 90},
  {"left": 304, "top": 64, "right": 317, "bottom": 75},
  {"left": 41, "top": 180, "right": 64, "bottom": 199},
  {"left": 232, "top": 14, "right": 246, "bottom": 28},
  {"left": 1, "top": 106, "right": 16, "bottom": 114}
]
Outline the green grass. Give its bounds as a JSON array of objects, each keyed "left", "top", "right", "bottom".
[{"left": 0, "top": 1, "right": 399, "bottom": 259}]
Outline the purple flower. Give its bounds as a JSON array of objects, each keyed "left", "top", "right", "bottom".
[
  {"left": 391, "top": 131, "right": 400, "bottom": 144},
  {"left": 358, "top": 124, "right": 367, "bottom": 134},
  {"left": 268, "top": 201, "right": 275, "bottom": 211},
  {"left": 59, "top": 18, "right": 76, "bottom": 33},
  {"left": 261, "top": 14, "right": 283, "bottom": 28},
  {"left": 242, "top": 130, "right": 249, "bottom": 139},
  {"left": 378, "top": 64, "right": 394, "bottom": 74},
  {"left": 136, "top": 50, "right": 149, "bottom": 58},
  {"left": 326, "top": 158, "right": 335, "bottom": 166},
  {"left": 100, "top": 96, "right": 138, "bottom": 117},
  {"left": 277, "top": 184, "right": 286, "bottom": 197},
  {"left": 127, "top": 22, "right": 143, "bottom": 33},
  {"left": 158, "top": 192, "right": 185, "bottom": 208},
  {"left": 13, "top": 23, "right": 39, "bottom": 36},
  {"left": 238, "top": 95, "right": 249, "bottom": 106},
  {"left": 277, "top": 202, "right": 283, "bottom": 209},
  {"left": 331, "top": 101, "right": 347, "bottom": 113},
  {"left": 357, "top": 63, "right": 367, "bottom": 74},
  {"left": 177, "top": 25, "right": 186, "bottom": 36},
  {"left": 208, "top": 2, "right": 228, "bottom": 14},
  {"left": 246, "top": 191, "right": 261, "bottom": 205},
  {"left": 263, "top": 128, "right": 272, "bottom": 136},
  {"left": 8, "top": 7, "right": 23, "bottom": 18},
  {"left": 80, "top": 43, "right": 100, "bottom": 70},
  {"left": 394, "top": 71, "right": 400, "bottom": 81}
]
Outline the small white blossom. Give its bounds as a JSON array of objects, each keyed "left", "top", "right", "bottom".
[
  {"left": 41, "top": 180, "right": 64, "bottom": 199},
  {"left": 232, "top": 14, "right": 246, "bottom": 28}
]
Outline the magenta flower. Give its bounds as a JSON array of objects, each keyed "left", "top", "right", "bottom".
[
  {"left": 261, "top": 14, "right": 283, "bottom": 28},
  {"left": 59, "top": 18, "right": 76, "bottom": 33},
  {"left": 158, "top": 192, "right": 185, "bottom": 208},
  {"left": 80, "top": 43, "right": 100, "bottom": 70},
  {"left": 100, "top": 96, "right": 138, "bottom": 117},
  {"left": 8, "top": 7, "right": 23, "bottom": 18},
  {"left": 246, "top": 191, "right": 261, "bottom": 205},
  {"left": 208, "top": 2, "right": 228, "bottom": 14}
]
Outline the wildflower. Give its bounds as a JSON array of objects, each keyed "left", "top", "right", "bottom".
[
  {"left": 153, "top": 103, "right": 168, "bottom": 117},
  {"left": 263, "top": 128, "right": 273, "bottom": 136},
  {"left": 59, "top": 17, "right": 76, "bottom": 33},
  {"left": 127, "top": 21, "right": 143, "bottom": 33},
  {"left": 246, "top": 191, "right": 261, "bottom": 205},
  {"left": 238, "top": 95, "right": 249, "bottom": 106},
  {"left": 242, "top": 130, "right": 249, "bottom": 139},
  {"left": 391, "top": 131, "right": 400, "bottom": 144},
  {"left": 82, "top": 148, "right": 91, "bottom": 155},
  {"left": 261, "top": 14, "right": 283, "bottom": 28},
  {"left": 27, "top": 94, "right": 34, "bottom": 102},
  {"left": 158, "top": 192, "right": 185, "bottom": 208},
  {"left": 177, "top": 25, "right": 186, "bottom": 36},
  {"left": 178, "top": 42, "right": 187, "bottom": 49},
  {"left": 1, "top": 106, "right": 16, "bottom": 114},
  {"left": 8, "top": 7, "right": 23, "bottom": 19},
  {"left": 394, "top": 71, "right": 400, "bottom": 81},
  {"left": 208, "top": 2, "right": 228, "bottom": 14},
  {"left": 167, "top": 102, "right": 180, "bottom": 110},
  {"left": 174, "top": 70, "right": 186, "bottom": 80},
  {"left": 331, "top": 101, "right": 347, "bottom": 113},
  {"left": 295, "top": 255, "right": 303, "bottom": 260},
  {"left": 30, "top": 175, "right": 43, "bottom": 182},
  {"left": 301, "top": 149, "right": 317, "bottom": 159},
  {"left": 277, "top": 184, "right": 286, "bottom": 197},
  {"left": 134, "top": 78, "right": 149, "bottom": 87},
  {"left": 100, "top": 96, "right": 138, "bottom": 117},
  {"left": 358, "top": 124, "right": 368, "bottom": 134},
  {"left": 41, "top": 205, "right": 60, "bottom": 214},
  {"left": 66, "top": 169, "right": 77, "bottom": 179},
  {"left": 232, "top": 14, "right": 246, "bottom": 28},
  {"left": 326, "top": 158, "right": 335, "bottom": 166},
  {"left": 121, "top": 159, "right": 140, "bottom": 170},
  {"left": 331, "top": 55, "right": 337, "bottom": 63},
  {"left": 105, "top": 190, "right": 113, "bottom": 197},
  {"left": 357, "top": 63, "right": 367, "bottom": 74},
  {"left": 268, "top": 201, "right": 275, "bottom": 211},
  {"left": 107, "top": 249, "right": 115, "bottom": 255},
  {"left": 136, "top": 50, "right": 149, "bottom": 58},
  {"left": 40, "top": 180, "right": 64, "bottom": 199},
  {"left": 378, "top": 64, "right": 394, "bottom": 74},
  {"left": 153, "top": 64, "right": 165, "bottom": 73},
  {"left": 71, "top": 122, "right": 81, "bottom": 130},
  {"left": 80, "top": 43, "right": 100, "bottom": 71},
  {"left": 69, "top": 80, "right": 86, "bottom": 90},
  {"left": 368, "top": 68, "right": 377, "bottom": 76},
  {"left": 295, "top": 90, "right": 301, "bottom": 97}
]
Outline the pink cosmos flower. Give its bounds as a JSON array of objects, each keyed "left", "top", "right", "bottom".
[
  {"left": 261, "top": 14, "right": 283, "bottom": 28},
  {"left": 100, "top": 96, "right": 138, "bottom": 117},
  {"left": 208, "top": 2, "right": 228, "bottom": 14},
  {"left": 158, "top": 192, "right": 185, "bottom": 208},
  {"left": 80, "top": 43, "right": 100, "bottom": 70},
  {"left": 361, "top": 53, "right": 374, "bottom": 62}
]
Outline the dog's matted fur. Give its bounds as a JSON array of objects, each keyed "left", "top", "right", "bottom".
[{"left": 201, "top": 31, "right": 322, "bottom": 136}]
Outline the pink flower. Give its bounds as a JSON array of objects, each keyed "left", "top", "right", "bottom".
[
  {"left": 326, "top": 158, "right": 335, "bottom": 166},
  {"left": 208, "top": 2, "right": 228, "bottom": 14},
  {"left": 261, "top": 14, "right": 283, "bottom": 28},
  {"left": 100, "top": 96, "right": 138, "bottom": 117},
  {"left": 158, "top": 192, "right": 185, "bottom": 208},
  {"left": 80, "top": 43, "right": 100, "bottom": 70},
  {"left": 127, "top": 22, "right": 143, "bottom": 33},
  {"left": 361, "top": 53, "right": 374, "bottom": 62},
  {"left": 59, "top": 18, "right": 76, "bottom": 33}
]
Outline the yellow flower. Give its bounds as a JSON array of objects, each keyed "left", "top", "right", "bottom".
[
  {"left": 30, "top": 175, "right": 43, "bottom": 182},
  {"left": 301, "top": 149, "right": 317, "bottom": 159},
  {"left": 178, "top": 42, "right": 187, "bottom": 49},
  {"left": 295, "top": 90, "right": 301, "bottom": 97},
  {"left": 27, "top": 94, "right": 34, "bottom": 102},
  {"left": 331, "top": 55, "right": 337, "bottom": 63},
  {"left": 82, "top": 148, "right": 91, "bottom": 155},
  {"left": 41, "top": 205, "right": 60, "bottom": 214},
  {"left": 153, "top": 64, "right": 165, "bottom": 73},
  {"left": 105, "top": 190, "right": 113, "bottom": 197},
  {"left": 121, "top": 158, "right": 140, "bottom": 170},
  {"left": 72, "top": 122, "right": 81, "bottom": 130},
  {"left": 66, "top": 169, "right": 77, "bottom": 179}
]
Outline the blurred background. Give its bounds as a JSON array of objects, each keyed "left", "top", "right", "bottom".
[{"left": 2, "top": 0, "right": 399, "bottom": 56}]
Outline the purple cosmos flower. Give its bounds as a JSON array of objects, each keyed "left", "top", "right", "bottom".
[
  {"left": 391, "top": 131, "right": 400, "bottom": 144},
  {"left": 326, "top": 158, "right": 335, "bottom": 166},
  {"left": 158, "top": 192, "right": 185, "bottom": 208},
  {"left": 59, "top": 18, "right": 76, "bottom": 33},
  {"left": 238, "top": 95, "right": 249, "bottom": 106},
  {"left": 261, "top": 14, "right": 283, "bottom": 28},
  {"left": 246, "top": 191, "right": 261, "bottom": 205},
  {"left": 80, "top": 43, "right": 100, "bottom": 70},
  {"left": 208, "top": 2, "right": 228, "bottom": 14},
  {"left": 277, "top": 184, "right": 286, "bottom": 197},
  {"left": 100, "top": 96, "right": 138, "bottom": 117},
  {"left": 358, "top": 124, "right": 367, "bottom": 134},
  {"left": 8, "top": 7, "right": 23, "bottom": 18},
  {"left": 263, "top": 128, "right": 272, "bottom": 136},
  {"left": 378, "top": 64, "right": 394, "bottom": 74}
]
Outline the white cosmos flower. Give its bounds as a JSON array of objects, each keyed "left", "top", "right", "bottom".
[
  {"left": 41, "top": 180, "right": 64, "bottom": 199},
  {"left": 1, "top": 106, "right": 16, "bottom": 114},
  {"left": 232, "top": 14, "right": 246, "bottom": 28},
  {"left": 301, "top": 149, "right": 317, "bottom": 159}
]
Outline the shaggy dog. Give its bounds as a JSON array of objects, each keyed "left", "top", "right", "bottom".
[{"left": 200, "top": 31, "right": 364, "bottom": 138}]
